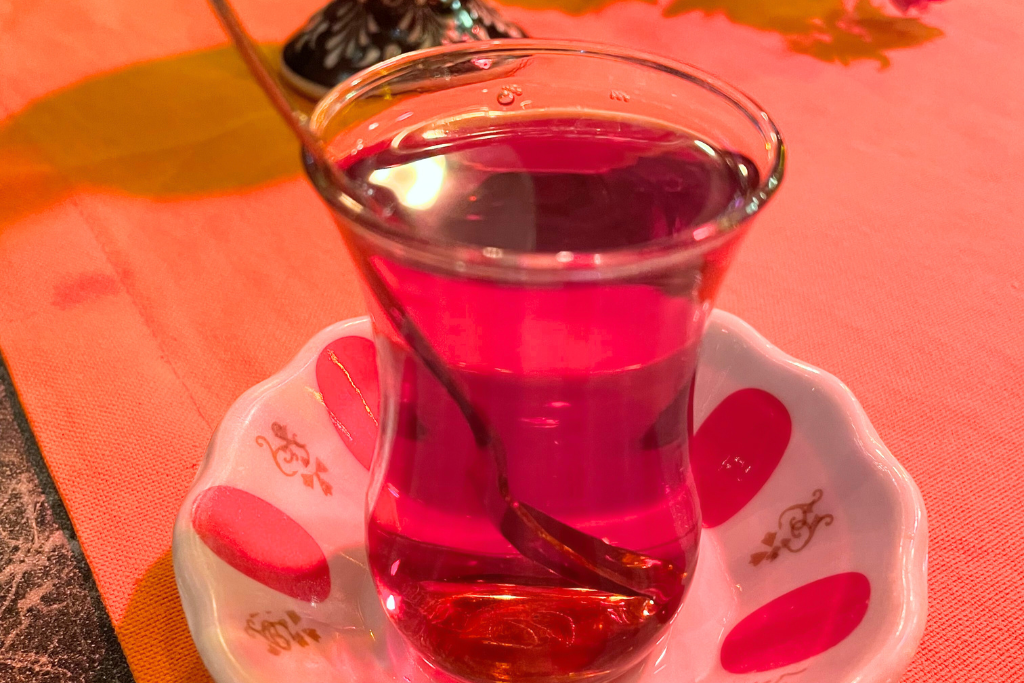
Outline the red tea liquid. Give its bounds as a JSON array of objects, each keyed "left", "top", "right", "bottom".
[{"left": 345, "top": 114, "right": 757, "bottom": 683}]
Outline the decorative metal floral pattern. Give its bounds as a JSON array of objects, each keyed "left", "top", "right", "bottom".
[
  {"left": 281, "top": 0, "right": 526, "bottom": 97},
  {"left": 245, "top": 610, "right": 321, "bottom": 655},
  {"left": 750, "top": 489, "right": 834, "bottom": 566},
  {"left": 255, "top": 422, "right": 333, "bottom": 496}
]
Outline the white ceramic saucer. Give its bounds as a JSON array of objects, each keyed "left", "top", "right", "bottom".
[{"left": 173, "top": 310, "right": 927, "bottom": 683}]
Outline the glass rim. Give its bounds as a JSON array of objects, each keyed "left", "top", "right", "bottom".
[{"left": 304, "top": 39, "right": 785, "bottom": 282}]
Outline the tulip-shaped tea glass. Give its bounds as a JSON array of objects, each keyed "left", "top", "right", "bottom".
[{"left": 303, "top": 41, "right": 784, "bottom": 683}]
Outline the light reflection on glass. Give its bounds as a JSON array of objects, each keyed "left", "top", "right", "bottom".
[{"left": 369, "top": 156, "right": 447, "bottom": 210}]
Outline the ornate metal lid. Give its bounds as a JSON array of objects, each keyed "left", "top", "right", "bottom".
[{"left": 281, "top": 0, "right": 526, "bottom": 99}]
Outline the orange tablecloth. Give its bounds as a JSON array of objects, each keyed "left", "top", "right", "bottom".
[{"left": 1, "top": 1, "right": 1021, "bottom": 681}]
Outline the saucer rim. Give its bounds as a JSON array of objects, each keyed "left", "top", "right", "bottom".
[
  {"left": 707, "top": 310, "right": 928, "bottom": 683},
  {"left": 173, "top": 309, "right": 928, "bottom": 683}
]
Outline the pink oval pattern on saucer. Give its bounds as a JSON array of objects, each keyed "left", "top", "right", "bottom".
[
  {"left": 316, "top": 336, "right": 380, "bottom": 470},
  {"left": 690, "top": 388, "right": 791, "bottom": 527},
  {"left": 192, "top": 486, "right": 331, "bottom": 602},
  {"left": 720, "top": 572, "right": 871, "bottom": 673}
]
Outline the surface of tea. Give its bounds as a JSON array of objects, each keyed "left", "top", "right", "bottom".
[{"left": 345, "top": 112, "right": 758, "bottom": 253}]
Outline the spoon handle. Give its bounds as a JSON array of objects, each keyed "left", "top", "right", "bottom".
[
  {"left": 204, "top": 0, "right": 680, "bottom": 602},
  {"left": 207, "top": 0, "right": 323, "bottom": 154}
]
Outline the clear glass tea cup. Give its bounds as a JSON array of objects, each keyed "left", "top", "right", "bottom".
[{"left": 303, "top": 40, "right": 784, "bottom": 683}]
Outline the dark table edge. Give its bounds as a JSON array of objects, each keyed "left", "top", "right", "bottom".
[{"left": 0, "top": 350, "right": 134, "bottom": 682}]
